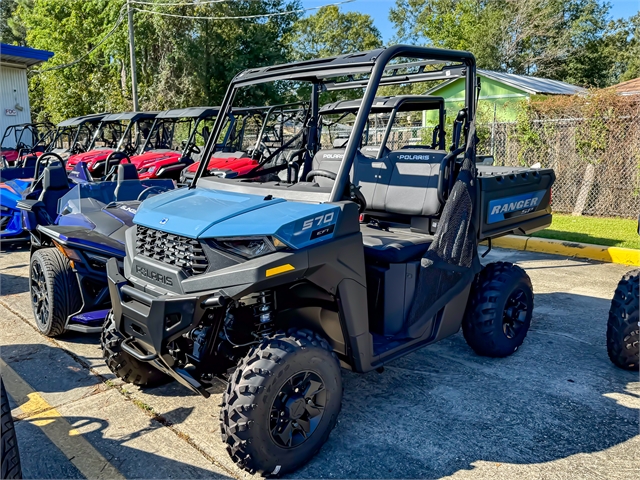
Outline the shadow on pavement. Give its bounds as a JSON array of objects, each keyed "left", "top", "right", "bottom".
[
  {"left": 293, "top": 292, "right": 639, "bottom": 479},
  {"left": 3, "top": 289, "right": 638, "bottom": 479},
  {"left": 0, "top": 272, "right": 29, "bottom": 295},
  {"left": 12, "top": 409, "right": 230, "bottom": 479}
]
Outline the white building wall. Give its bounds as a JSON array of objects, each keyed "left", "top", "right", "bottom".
[{"left": 0, "top": 65, "right": 32, "bottom": 147}]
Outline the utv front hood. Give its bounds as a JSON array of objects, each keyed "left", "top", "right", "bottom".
[
  {"left": 134, "top": 187, "right": 286, "bottom": 238},
  {"left": 130, "top": 150, "right": 181, "bottom": 169},
  {"left": 67, "top": 148, "right": 114, "bottom": 170}
]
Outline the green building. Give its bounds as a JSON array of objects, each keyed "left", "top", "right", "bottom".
[{"left": 424, "top": 70, "right": 585, "bottom": 124}]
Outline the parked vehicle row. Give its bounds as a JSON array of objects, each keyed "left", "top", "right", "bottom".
[{"left": 1, "top": 44, "right": 637, "bottom": 478}]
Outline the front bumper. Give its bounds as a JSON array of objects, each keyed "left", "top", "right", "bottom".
[{"left": 106, "top": 258, "right": 225, "bottom": 396}]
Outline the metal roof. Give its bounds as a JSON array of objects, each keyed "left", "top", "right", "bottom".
[
  {"left": 478, "top": 70, "right": 586, "bottom": 95},
  {"left": 611, "top": 77, "right": 640, "bottom": 96},
  {"left": 156, "top": 106, "right": 220, "bottom": 119},
  {"left": 320, "top": 95, "right": 445, "bottom": 114},
  {"left": 57, "top": 113, "right": 109, "bottom": 127},
  {"left": 1, "top": 43, "right": 54, "bottom": 68},
  {"left": 100, "top": 111, "right": 159, "bottom": 122},
  {"left": 427, "top": 69, "right": 585, "bottom": 96}
]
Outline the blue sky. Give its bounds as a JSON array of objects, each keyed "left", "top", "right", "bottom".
[{"left": 303, "top": 0, "right": 640, "bottom": 43}]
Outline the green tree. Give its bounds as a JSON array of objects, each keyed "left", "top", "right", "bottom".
[
  {"left": 284, "top": 5, "right": 382, "bottom": 60},
  {"left": 1, "top": 0, "right": 26, "bottom": 45},
  {"left": 389, "top": 0, "right": 630, "bottom": 87},
  {"left": 16, "top": 0, "right": 301, "bottom": 122}
]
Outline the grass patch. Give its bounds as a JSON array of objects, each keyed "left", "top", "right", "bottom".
[{"left": 531, "top": 214, "right": 638, "bottom": 249}]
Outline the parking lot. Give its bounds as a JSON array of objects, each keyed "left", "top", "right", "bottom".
[{"left": 1, "top": 245, "right": 638, "bottom": 479}]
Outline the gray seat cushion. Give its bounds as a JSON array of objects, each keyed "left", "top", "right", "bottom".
[{"left": 361, "top": 224, "right": 433, "bottom": 263}]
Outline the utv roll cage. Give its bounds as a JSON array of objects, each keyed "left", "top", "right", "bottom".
[
  {"left": 193, "top": 45, "right": 477, "bottom": 204},
  {"left": 89, "top": 111, "right": 158, "bottom": 154},
  {"left": 318, "top": 95, "right": 447, "bottom": 155},
  {"left": 48, "top": 113, "right": 108, "bottom": 154},
  {"left": 139, "top": 106, "right": 221, "bottom": 159}
]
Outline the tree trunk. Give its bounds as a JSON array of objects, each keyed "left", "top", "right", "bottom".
[{"left": 572, "top": 162, "right": 595, "bottom": 216}]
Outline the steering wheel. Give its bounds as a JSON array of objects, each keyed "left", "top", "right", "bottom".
[
  {"left": 306, "top": 169, "right": 337, "bottom": 182},
  {"left": 137, "top": 185, "right": 169, "bottom": 201},
  {"left": 16, "top": 142, "right": 27, "bottom": 151}
]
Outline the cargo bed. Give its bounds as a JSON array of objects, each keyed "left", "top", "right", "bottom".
[{"left": 476, "top": 165, "right": 555, "bottom": 241}]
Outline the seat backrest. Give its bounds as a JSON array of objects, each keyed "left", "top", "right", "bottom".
[
  {"left": 118, "top": 163, "right": 139, "bottom": 181},
  {"left": 114, "top": 163, "right": 145, "bottom": 201},
  {"left": 360, "top": 145, "right": 390, "bottom": 159},
  {"left": 310, "top": 149, "right": 347, "bottom": 187},
  {"left": 38, "top": 164, "right": 70, "bottom": 220},
  {"left": 362, "top": 149, "right": 447, "bottom": 218}
]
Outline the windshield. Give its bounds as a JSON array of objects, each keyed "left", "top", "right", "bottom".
[{"left": 57, "top": 182, "right": 118, "bottom": 216}]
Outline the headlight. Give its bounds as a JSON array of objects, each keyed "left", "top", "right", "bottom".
[{"left": 213, "top": 236, "right": 288, "bottom": 259}]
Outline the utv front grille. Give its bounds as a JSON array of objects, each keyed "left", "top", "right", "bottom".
[{"left": 135, "top": 226, "right": 209, "bottom": 276}]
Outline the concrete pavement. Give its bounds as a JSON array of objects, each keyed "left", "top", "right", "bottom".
[{"left": 1, "top": 245, "right": 639, "bottom": 479}]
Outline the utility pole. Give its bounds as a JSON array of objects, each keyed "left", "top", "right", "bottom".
[{"left": 127, "top": 0, "right": 139, "bottom": 111}]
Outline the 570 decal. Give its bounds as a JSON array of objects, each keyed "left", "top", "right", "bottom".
[{"left": 302, "top": 212, "right": 334, "bottom": 231}]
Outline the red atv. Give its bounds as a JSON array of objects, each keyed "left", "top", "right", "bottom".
[
  {"left": 128, "top": 107, "right": 219, "bottom": 180},
  {"left": 180, "top": 103, "right": 309, "bottom": 184},
  {"left": 1, "top": 122, "right": 55, "bottom": 165},
  {"left": 65, "top": 111, "right": 157, "bottom": 177}
]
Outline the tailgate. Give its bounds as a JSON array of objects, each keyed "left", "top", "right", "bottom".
[{"left": 477, "top": 166, "right": 556, "bottom": 241}]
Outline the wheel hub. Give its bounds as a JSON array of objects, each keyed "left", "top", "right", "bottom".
[
  {"left": 30, "top": 262, "right": 49, "bottom": 326},
  {"left": 285, "top": 396, "right": 306, "bottom": 420},
  {"left": 269, "top": 371, "right": 326, "bottom": 448},
  {"left": 503, "top": 288, "right": 529, "bottom": 339}
]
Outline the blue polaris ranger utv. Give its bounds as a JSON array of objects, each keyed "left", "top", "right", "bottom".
[{"left": 102, "top": 45, "right": 555, "bottom": 475}]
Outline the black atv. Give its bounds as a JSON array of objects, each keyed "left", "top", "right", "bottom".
[
  {"left": 101, "top": 45, "right": 555, "bottom": 475},
  {"left": 606, "top": 214, "right": 639, "bottom": 369}
]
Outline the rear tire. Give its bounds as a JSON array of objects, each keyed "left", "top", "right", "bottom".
[
  {"left": 607, "top": 270, "right": 639, "bottom": 370},
  {"left": 220, "top": 329, "right": 342, "bottom": 477},
  {"left": 463, "top": 262, "right": 534, "bottom": 357},
  {"left": 1, "top": 378, "right": 22, "bottom": 479},
  {"left": 30, "top": 248, "right": 81, "bottom": 337},
  {"left": 101, "top": 312, "right": 169, "bottom": 386}
]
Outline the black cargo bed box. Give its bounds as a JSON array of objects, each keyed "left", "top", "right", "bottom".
[{"left": 476, "top": 165, "right": 555, "bottom": 241}]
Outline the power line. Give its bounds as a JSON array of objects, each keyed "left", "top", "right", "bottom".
[
  {"left": 30, "top": 0, "right": 356, "bottom": 74},
  {"left": 129, "top": 0, "right": 237, "bottom": 5},
  {"left": 132, "top": 0, "right": 355, "bottom": 20}
]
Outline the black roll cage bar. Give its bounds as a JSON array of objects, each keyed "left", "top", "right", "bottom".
[{"left": 194, "top": 45, "right": 477, "bottom": 203}]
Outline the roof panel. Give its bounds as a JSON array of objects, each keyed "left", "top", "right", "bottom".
[
  {"left": 1, "top": 43, "right": 54, "bottom": 67},
  {"left": 478, "top": 69, "right": 586, "bottom": 95}
]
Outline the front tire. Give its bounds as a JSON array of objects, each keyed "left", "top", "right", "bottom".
[
  {"left": 30, "top": 248, "right": 81, "bottom": 337},
  {"left": 463, "top": 262, "right": 534, "bottom": 357},
  {"left": 1, "top": 378, "right": 22, "bottom": 479},
  {"left": 607, "top": 270, "right": 639, "bottom": 370},
  {"left": 101, "top": 313, "right": 169, "bottom": 386},
  {"left": 220, "top": 329, "right": 342, "bottom": 476}
]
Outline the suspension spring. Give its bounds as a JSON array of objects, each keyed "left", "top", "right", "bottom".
[{"left": 254, "top": 291, "right": 274, "bottom": 338}]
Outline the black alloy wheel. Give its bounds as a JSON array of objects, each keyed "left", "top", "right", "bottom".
[{"left": 269, "top": 371, "right": 327, "bottom": 448}]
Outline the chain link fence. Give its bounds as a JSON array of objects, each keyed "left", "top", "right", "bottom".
[
  {"left": 484, "top": 117, "right": 640, "bottom": 218},
  {"left": 339, "top": 117, "right": 639, "bottom": 219}
]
